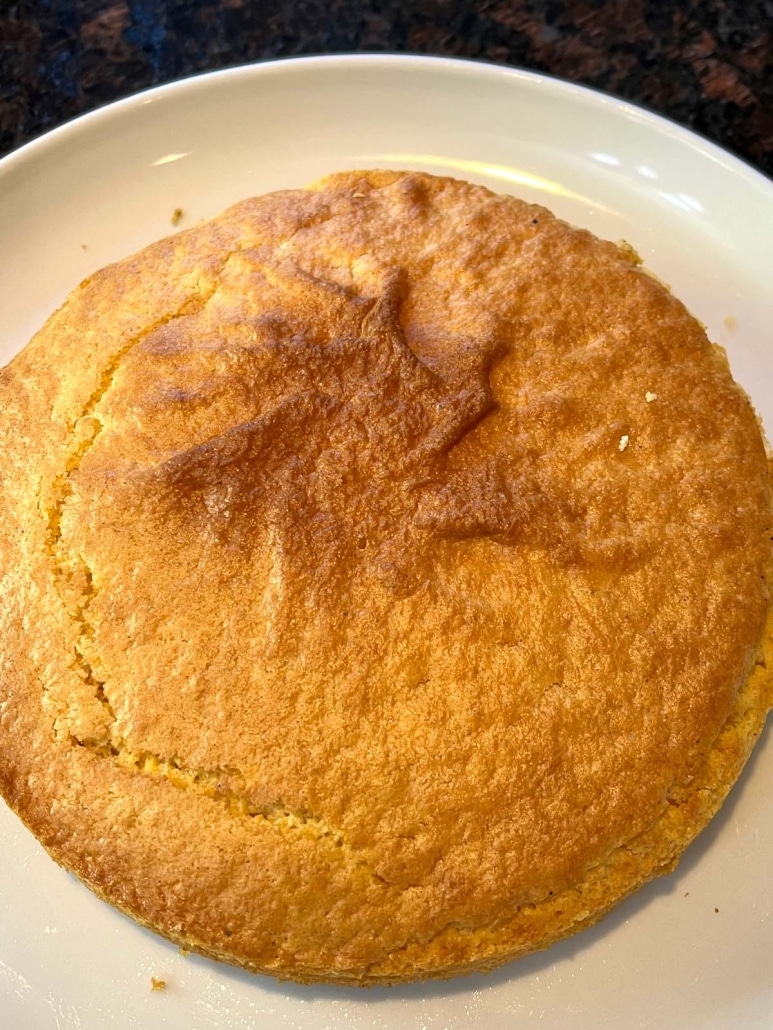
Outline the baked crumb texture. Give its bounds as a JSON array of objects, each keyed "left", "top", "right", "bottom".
[{"left": 0, "top": 171, "right": 771, "bottom": 985}]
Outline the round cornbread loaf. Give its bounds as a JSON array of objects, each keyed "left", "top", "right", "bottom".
[{"left": 0, "top": 171, "right": 771, "bottom": 984}]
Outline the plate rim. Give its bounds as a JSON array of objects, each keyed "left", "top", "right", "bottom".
[{"left": 2, "top": 53, "right": 772, "bottom": 200}]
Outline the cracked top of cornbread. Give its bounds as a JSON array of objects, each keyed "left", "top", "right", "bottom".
[{"left": 1, "top": 170, "right": 771, "bottom": 984}]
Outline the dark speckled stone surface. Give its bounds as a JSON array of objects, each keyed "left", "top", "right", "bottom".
[{"left": 0, "top": 0, "right": 771, "bottom": 176}]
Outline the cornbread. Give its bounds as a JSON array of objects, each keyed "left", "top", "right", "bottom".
[{"left": 0, "top": 170, "right": 771, "bottom": 985}]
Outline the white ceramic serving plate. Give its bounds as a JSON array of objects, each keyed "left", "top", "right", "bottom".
[{"left": 1, "top": 55, "right": 772, "bottom": 1030}]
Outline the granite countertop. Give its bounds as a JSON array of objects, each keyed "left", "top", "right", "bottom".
[{"left": 1, "top": 0, "right": 771, "bottom": 176}]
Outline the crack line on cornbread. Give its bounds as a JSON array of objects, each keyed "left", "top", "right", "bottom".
[
  {"left": 38, "top": 252, "right": 249, "bottom": 742},
  {"left": 71, "top": 736, "right": 368, "bottom": 858},
  {"left": 36, "top": 251, "right": 380, "bottom": 864}
]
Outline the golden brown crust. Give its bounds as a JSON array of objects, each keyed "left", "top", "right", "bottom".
[{"left": 1, "top": 170, "right": 771, "bottom": 984}]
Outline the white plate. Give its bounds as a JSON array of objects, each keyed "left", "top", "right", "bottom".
[{"left": 1, "top": 55, "right": 772, "bottom": 1030}]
